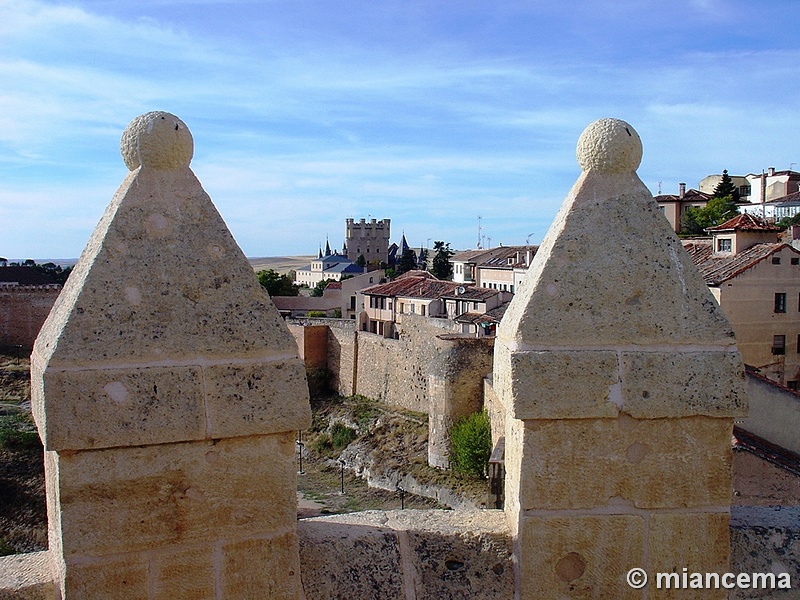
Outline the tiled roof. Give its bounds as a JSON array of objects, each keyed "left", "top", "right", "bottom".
[
  {"left": 0, "top": 266, "right": 58, "bottom": 285},
  {"left": 451, "top": 248, "right": 501, "bottom": 263},
  {"left": 454, "top": 301, "right": 510, "bottom": 325},
  {"left": 655, "top": 189, "right": 712, "bottom": 203},
  {"left": 683, "top": 240, "right": 790, "bottom": 285},
  {"left": 479, "top": 245, "right": 538, "bottom": 269},
  {"left": 362, "top": 273, "right": 459, "bottom": 299},
  {"left": 440, "top": 286, "right": 500, "bottom": 301},
  {"left": 706, "top": 213, "right": 782, "bottom": 233},
  {"left": 768, "top": 191, "right": 800, "bottom": 205},
  {"left": 733, "top": 426, "right": 800, "bottom": 477}
]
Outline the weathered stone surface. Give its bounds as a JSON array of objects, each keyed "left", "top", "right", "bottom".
[
  {"left": 298, "top": 520, "right": 404, "bottom": 599},
  {"left": 502, "top": 350, "right": 620, "bottom": 419},
  {"left": 620, "top": 350, "right": 746, "bottom": 418},
  {"left": 518, "top": 514, "right": 645, "bottom": 600},
  {"left": 648, "top": 513, "right": 730, "bottom": 600},
  {"left": 52, "top": 433, "right": 297, "bottom": 557},
  {"left": 149, "top": 545, "right": 215, "bottom": 600},
  {"left": 299, "top": 510, "right": 512, "bottom": 600},
  {"left": 37, "top": 366, "right": 205, "bottom": 450},
  {"left": 63, "top": 553, "right": 149, "bottom": 600},
  {"left": 203, "top": 358, "right": 311, "bottom": 439},
  {"left": 221, "top": 533, "right": 301, "bottom": 600},
  {"left": 730, "top": 506, "right": 800, "bottom": 599},
  {"left": 515, "top": 416, "right": 733, "bottom": 511},
  {"left": 0, "top": 552, "right": 56, "bottom": 600}
]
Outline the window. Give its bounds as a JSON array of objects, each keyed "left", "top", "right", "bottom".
[
  {"left": 410, "top": 304, "right": 415, "bottom": 314},
  {"left": 772, "top": 256, "right": 781, "bottom": 265},
  {"left": 773, "top": 335, "right": 786, "bottom": 355},
  {"left": 775, "top": 293, "right": 787, "bottom": 313},
  {"left": 421, "top": 305, "right": 426, "bottom": 316},
  {"left": 716, "top": 239, "right": 732, "bottom": 252},
  {"left": 739, "top": 185, "right": 751, "bottom": 198},
  {"left": 797, "top": 333, "right": 800, "bottom": 353},
  {"left": 792, "top": 257, "right": 799, "bottom": 265},
  {"left": 788, "top": 381, "right": 799, "bottom": 391}
]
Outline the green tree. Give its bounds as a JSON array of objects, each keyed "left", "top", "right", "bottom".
[
  {"left": 681, "top": 195, "right": 739, "bottom": 235},
  {"left": 355, "top": 254, "right": 367, "bottom": 267},
  {"left": 430, "top": 241, "right": 454, "bottom": 280},
  {"left": 257, "top": 269, "right": 299, "bottom": 296},
  {"left": 777, "top": 212, "right": 800, "bottom": 229},
  {"left": 396, "top": 248, "right": 417, "bottom": 275},
  {"left": 449, "top": 410, "right": 491, "bottom": 478},
  {"left": 712, "top": 169, "right": 740, "bottom": 202},
  {"left": 311, "top": 278, "right": 336, "bottom": 297}
]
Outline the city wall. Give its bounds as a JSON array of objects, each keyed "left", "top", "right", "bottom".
[{"left": 0, "top": 288, "right": 60, "bottom": 350}]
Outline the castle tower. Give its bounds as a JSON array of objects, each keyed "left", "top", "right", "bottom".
[
  {"left": 345, "top": 218, "right": 390, "bottom": 264},
  {"left": 494, "top": 119, "right": 746, "bottom": 598}
]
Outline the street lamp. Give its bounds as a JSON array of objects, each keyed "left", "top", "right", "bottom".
[
  {"left": 397, "top": 484, "right": 406, "bottom": 509},
  {"left": 296, "top": 430, "right": 305, "bottom": 475},
  {"left": 338, "top": 459, "right": 345, "bottom": 494}
]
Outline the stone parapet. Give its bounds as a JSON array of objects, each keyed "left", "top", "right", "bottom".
[
  {"left": 495, "top": 119, "right": 746, "bottom": 598},
  {"left": 28, "top": 111, "right": 310, "bottom": 599},
  {"left": 298, "top": 510, "right": 512, "bottom": 599}
]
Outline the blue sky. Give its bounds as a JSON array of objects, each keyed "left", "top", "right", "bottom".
[{"left": 2, "top": 0, "right": 799, "bottom": 260}]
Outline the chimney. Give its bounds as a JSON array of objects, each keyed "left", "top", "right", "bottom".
[
  {"left": 679, "top": 182, "right": 686, "bottom": 198},
  {"left": 769, "top": 167, "right": 776, "bottom": 176}
]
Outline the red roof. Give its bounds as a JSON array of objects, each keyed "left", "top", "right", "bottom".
[
  {"left": 362, "top": 273, "right": 459, "bottom": 299},
  {"left": 706, "top": 213, "right": 782, "bottom": 233},
  {"left": 683, "top": 240, "right": 793, "bottom": 285}
]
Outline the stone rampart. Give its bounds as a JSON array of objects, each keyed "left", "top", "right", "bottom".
[{"left": 0, "top": 288, "right": 60, "bottom": 350}]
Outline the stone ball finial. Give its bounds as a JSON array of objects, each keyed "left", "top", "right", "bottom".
[
  {"left": 576, "top": 118, "right": 642, "bottom": 174},
  {"left": 120, "top": 111, "right": 193, "bottom": 171}
]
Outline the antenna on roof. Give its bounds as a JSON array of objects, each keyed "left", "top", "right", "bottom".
[
  {"left": 477, "top": 216, "right": 482, "bottom": 249},
  {"left": 658, "top": 180, "right": 662, "bottom": 194}
]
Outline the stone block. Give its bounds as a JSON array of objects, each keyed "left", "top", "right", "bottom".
[
  {"left": 408, "top": 527, "right": 513, "bottom": 599},
  {"left": 0, "top": 551, "right": 56, "bottom": 600},
  {"left": 221, "top": 533, "right": 301, "bottom": 599},
  {"left": 53, "top": 433, "right": 297, "bottom": 557},
  {"left": 517, "top": 514, "right": 645, "bottom": 600},
  {"left": 37, "top": 366, "right": 205, "bottom": 451},
  {"left": 620, "top": 350, "right": 746, "bottom": 418},
  {"left": 62, "top": 553, "right": 148, "bottom": 600},
  {"left": 203, "top": 359, "right": 311, "bottom": 438},
  {"left": 516, "top": 416, "right": 733, "bottom": 511},
  {"left": 648, "top": 513, "right": 730, "bottom": 600},
  {"left": 505, "top": 350, "right": 620, "bottom": 419},
  {"left": 298, "top": 520, "right": 404, "bottom": 599},
  {"left": 149, "top": 545, "right": 216, "bottom": 600}
]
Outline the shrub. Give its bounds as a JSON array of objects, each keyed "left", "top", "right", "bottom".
[
  {"left": 330, "top": 422, "right": 357, "bottom": 449},
  {"left": 449, "top": 410, "right": 491, "bottom": 478},
  {"left": 312, "top": 433, "right": 333, "bottom": 454}
]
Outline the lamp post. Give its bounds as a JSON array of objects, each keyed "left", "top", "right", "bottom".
[
  {"left": 397, "top": 485, "right": 405, "bottom": 509},
  {"left": 296, "top": 430, "right": 305, "bottom": 475},
  {"left": 338, "top": 459, "right": 345, "bottom": 494}
]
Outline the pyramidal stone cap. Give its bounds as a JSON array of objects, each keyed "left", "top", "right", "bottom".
[
  {"left": 495, "top": 118, "right": 746, "bottom": 420},
  {"left": 31, "top": 112, "right": 311, "bottom": 451}
]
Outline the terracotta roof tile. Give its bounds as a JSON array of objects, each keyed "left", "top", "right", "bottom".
[
  {"left": 706, "top": 213, "right": 782, "bottom": 233},
  {"left": 362, "top": 273, "right": 459, "bottom": 299},
  {"left": 683, "top": 240, "right": 792, "bottom": 285}
]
